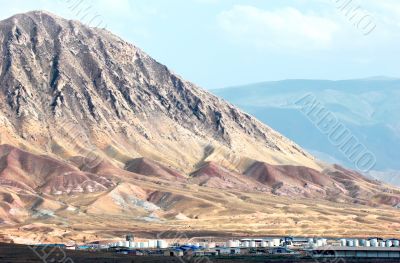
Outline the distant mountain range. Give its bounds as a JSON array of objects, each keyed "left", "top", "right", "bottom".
[{"left": 213, "top": 78, "right": 400, "bottom": 185}]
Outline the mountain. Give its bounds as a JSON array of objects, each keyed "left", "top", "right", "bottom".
[
  {"left": 212, "top": 79, "right": 400, "bottom": 185},
  {"left": 1, "top": 11, "right": 400, "bottom": 244},
  {"left": 0, "top": 11, "right": 317, "bottom": 173}
]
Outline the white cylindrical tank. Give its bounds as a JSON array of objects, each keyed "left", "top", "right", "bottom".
[
  {"left": 206, "top": 242, "right": 216, "bottom": 249},
  {"left": 347, "top": 240, "right": 354, "bottom": 247},
  {"left": 381, "top": 242, "right": 386, "bottom": 247},
  {"left": 365, "top": 240, "right": 371, "bottom": 247},
  {"left": 148, "top": 240, "right": 156, "bottom": 248},
  {"left": 163, "top": 240, "right": 169, "bottom": 249},
  {"left": 308, "top": 238, "right": 314, "bottom": 244},
  {"left": 117, "top": 241, "right": 123, "bottom": 247},
  {"left": 157, "top": 240, "right": 168, "bottom": 249},
  {"left": 261, "top": 241, "right": 267, "bottom": 247},
  {"left": 250, "top": 241, "right": 256, "bottom": 248},
  {"left": 316, "top": 239, "right": 325, "bottom": 247},
  {"left": 124, "top": 241, "right": 129, "bottom": 248},
  {"left": 273, "top": 239, "right": 280, "bottom": 247},
  {"left": 129, "top": 241, "right": 134, "bottom": 248},
  {"left": 322, "top": 239, "right": 327, "bottom": 246},
  {"left": 316, "top": 240, "right": 321, "bottom": 247},
  {"left": 354, "top": 239, "right": 359, "bottom": 247},
  {"left": 244, "top": 241, "right": 250, "bottom": 248},
  {"left": 340, "top": 239, "right": 346, "bottom": 247},
  {"left": 370, "top": 239, "right": 378, "bottom": 247},
  {"left": 228, "top": 240, "right": 239, "bottom": 248},
  {"left": 393, "top": 240, "right": 400, "bottom": 247},
  {"left": 386, "top": 240, "right": 393, "bottom": 247}
]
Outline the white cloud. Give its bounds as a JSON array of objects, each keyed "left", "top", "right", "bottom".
[
  {"left": 217, "top": 5, "right": 340, "bottom": 50},
  {"left": 364, "top": 0, "right": 400, "bottom": 28}
]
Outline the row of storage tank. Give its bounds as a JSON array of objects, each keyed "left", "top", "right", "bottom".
[
  {"left": 109, "top": 240, "right": 169, "bottom": 249},
  {"left": 310, "top": 238, "right": 328, "bottom": 247},
  {"left": 110, "top": 238, "right": 400, "bottom": 249},
  {"left": 109, "top": 239, "right": 284, "bottom": 249},
  {"left": 340, "top": 239, "right": 400, "bottom": 248},
  {"left": 226, "top": 239, "right": 281, "bottom": 248}
]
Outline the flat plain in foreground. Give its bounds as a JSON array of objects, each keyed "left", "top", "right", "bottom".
[{"left": 2, "top": 243, "right": 400, "bottom": 263}]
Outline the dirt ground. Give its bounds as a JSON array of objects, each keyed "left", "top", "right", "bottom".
[{"left": 2, "top": 243, "right": 400, "bottom": 263}]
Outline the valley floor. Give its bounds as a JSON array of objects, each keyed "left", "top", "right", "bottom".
[{"left": 1, "top": 181, "right": 400, "bottom": 243}]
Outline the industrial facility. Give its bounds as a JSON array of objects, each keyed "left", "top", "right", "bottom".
[{"left": 34, "top": 236, "right": 400, "bottom": 260}]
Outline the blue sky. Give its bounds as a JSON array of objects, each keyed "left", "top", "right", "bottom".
[{"left": 0, "top": 0, "right": 399, "bottom": 89}]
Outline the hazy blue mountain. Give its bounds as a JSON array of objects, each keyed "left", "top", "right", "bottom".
[{"left": 212, "top": 78, "right": 400, "bottom": 185}]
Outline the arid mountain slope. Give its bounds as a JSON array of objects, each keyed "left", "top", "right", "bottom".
[
  {"left": 189, "top": 162, "right": 266, "bottom": 191},
  {"left": 0, "top": 144, "right": 115, "bottom": 195},
  {"left": 0, "top": 11, "right": 316, "bottom": 174},
  {"left": 125, "top": 158, "right": 186, "bottom": 181},
  {"left": 1, "top": 143, "right": 400, "bottom": 242}
]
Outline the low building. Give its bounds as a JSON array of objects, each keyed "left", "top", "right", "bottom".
[
  {"left": 291, "top": 237, "right": 310, "bottom": 247},
  {"left": 164, "top": 249, "right": 184, "bottom": 257},
  {"left": 65, "top": 245, "right": 76, "bottom": 250},
  {"left": 216, "top": 247, "right": 241, "bottom": 255},
  {"left": 269, "top": 247, "right": 295, "bottom": 254},
  {"left": 194, "top": 250, "right": 219, "bottom": 256}
]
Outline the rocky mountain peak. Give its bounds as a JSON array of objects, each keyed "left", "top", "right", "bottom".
[{"left": 0, "top": 11, "right": 314, "bottom": 173}]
